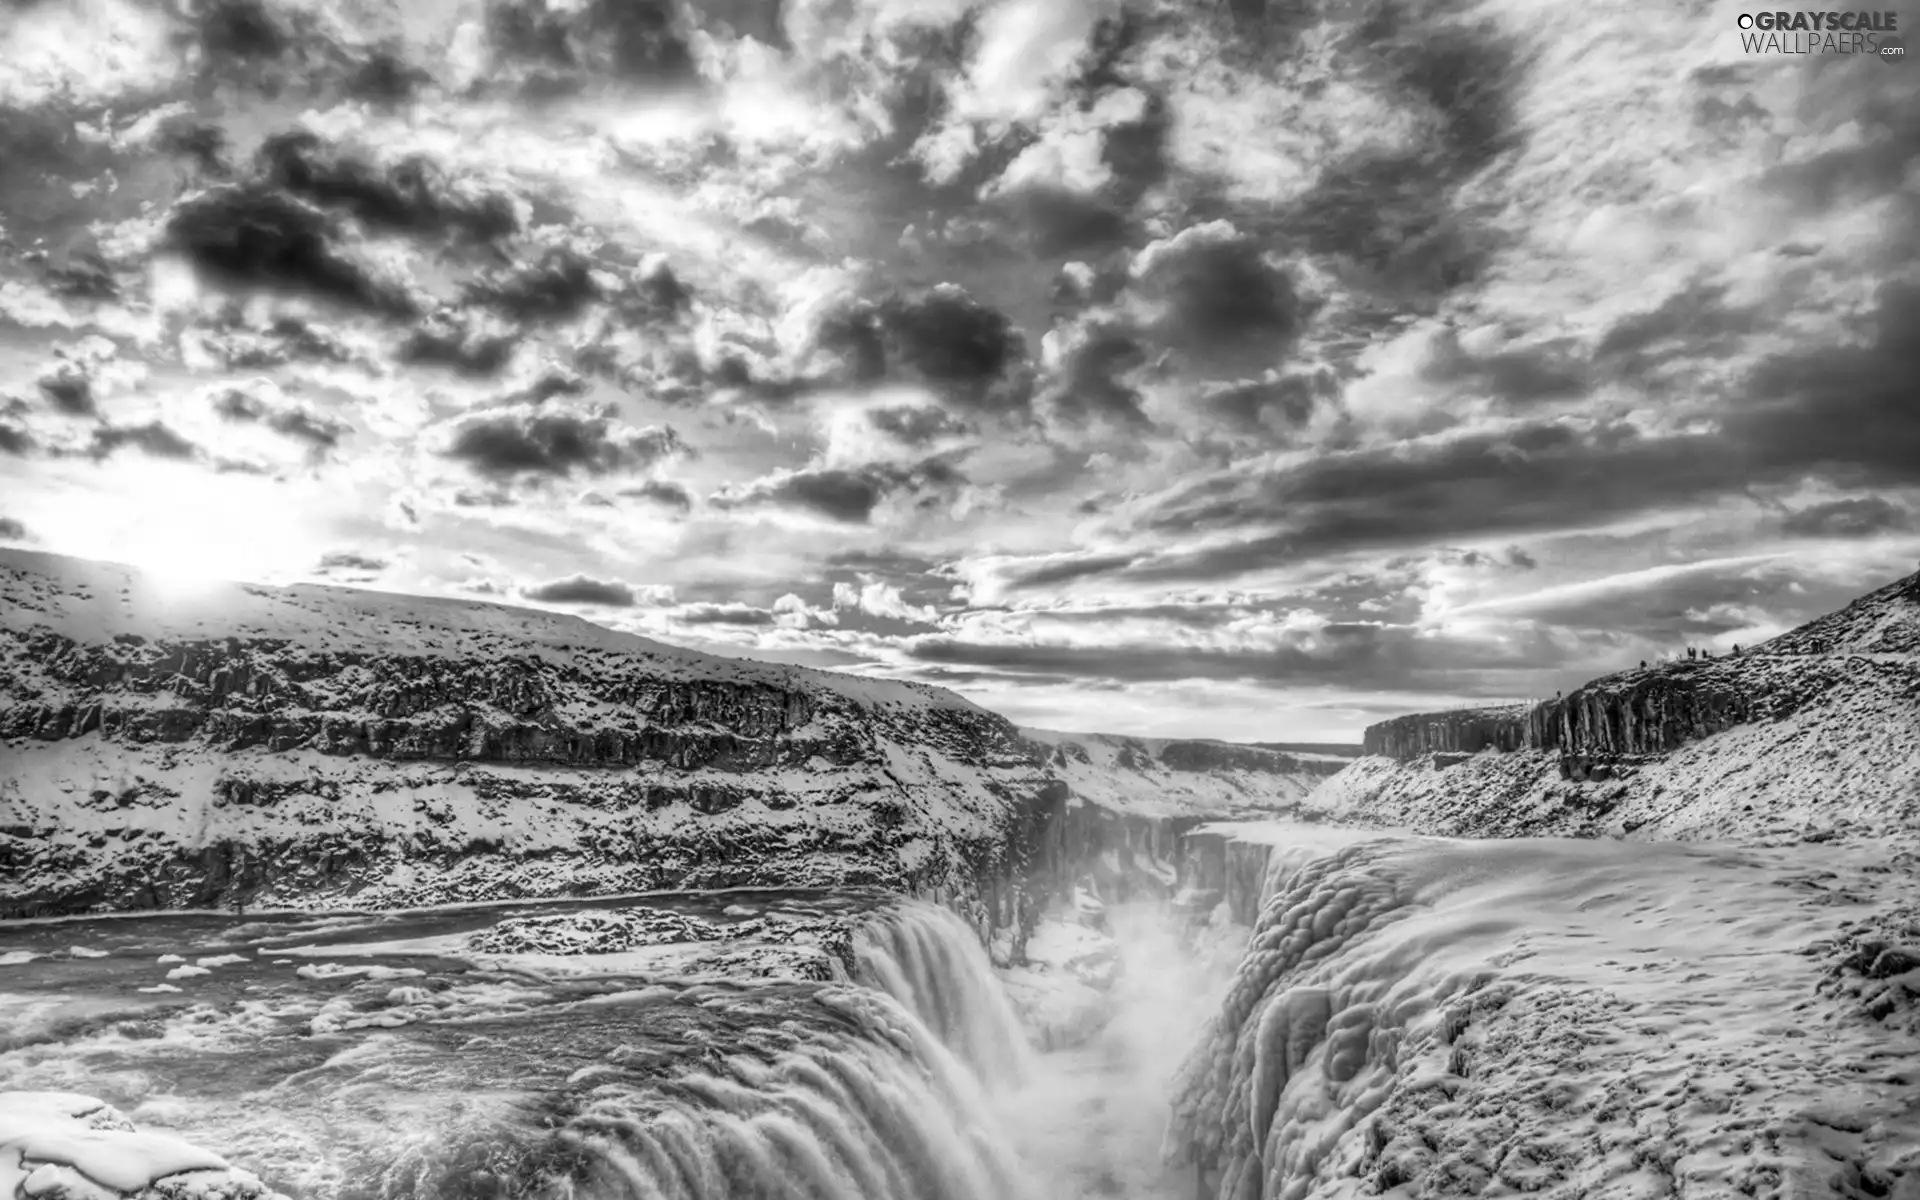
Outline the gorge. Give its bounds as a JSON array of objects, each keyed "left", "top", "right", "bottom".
[{"left": 3, "top": 550, "right": 1919, "bottom": 1200}]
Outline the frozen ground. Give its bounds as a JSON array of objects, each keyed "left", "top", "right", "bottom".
[{"left": 1171, "top": 826, "right": 1920, "bottom": 1200}]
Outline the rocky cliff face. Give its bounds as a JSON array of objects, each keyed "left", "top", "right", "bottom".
[
  {"left": 1360, "top": 705, "right": 1529, "bottom": 760},
  {"left": 0, "top": 551, "right": 1326, "bottom": 925},
  {"left": 1312, "top": 569, "right": 1920, "bottom": 846},
  {"left": 0, "top": 551, "right": 1051, "bottom": 920}
]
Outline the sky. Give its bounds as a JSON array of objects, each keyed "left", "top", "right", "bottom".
[{"left": 1, "top": 0, "right": 1917, "bottom": 742}]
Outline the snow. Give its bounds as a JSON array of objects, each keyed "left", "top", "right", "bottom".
[
  {"left": 164, "top": 965, "right": 211, "bottom": 980},
  {"left": 0, "top": 951, "right": 39, "bottom": 966},
  {"left": 1020, "top": 727, "right": 1336, "bottom": 817},
  {"left": 195, "top": 954, "right": 249, "bottom": 968},
  {"left": 1169, "top": 826, "right": 1920, "bottom": 1200},
  {"left": 0, "top": 1092, "right": 280, "bottom": 1200}
]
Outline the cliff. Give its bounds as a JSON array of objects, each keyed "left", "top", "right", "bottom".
[
  {"left": 0, "top": 550, "right": 1051, "bottom": 918},
  {"left": 1360, "top": 705, "right": 1529, "bottom": 760},
  {"left": 1311, "top": 567, "right": 1920, "bottom": 846},
  {"left": 0, "top": 550, "right": 1327, "bottom": 921}
]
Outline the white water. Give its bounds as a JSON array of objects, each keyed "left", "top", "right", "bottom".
[{"left": 853, "top": 902, "right": 1037, "bottom": 1089}]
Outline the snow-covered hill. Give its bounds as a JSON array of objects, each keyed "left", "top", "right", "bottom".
[
  {"left": 0, "top": 550, "right": 1323, "bottom": 918},
  {"left": 1306, "top": 568, "right": 1920, "bottom": 847},
  {"left": 1020, "top": 728, "right": 1349, "bottom": 820}
]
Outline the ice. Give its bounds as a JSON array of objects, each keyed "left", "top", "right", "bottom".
[{"left": 1167, "top": 831, "right": 1920, "bottom": 1200}]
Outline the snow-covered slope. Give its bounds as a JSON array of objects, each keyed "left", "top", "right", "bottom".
[
  {"left": 1306, "top": 568, "right": 1920, "bottom": 847},
  {"left": 1169, "top": 830, "right": 1920, "bottom": 1200},
  {"left": 1020, "top": 728, "right": 1349, "bottom": 819},
  {"left": 0, "top": 549, "right": 1052, "bottom": 918},
  {"left": 1754, "top": 565, "right": 1920, "bottom": 655}
]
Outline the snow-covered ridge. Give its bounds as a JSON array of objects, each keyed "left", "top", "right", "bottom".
[{"left": 1315, "top": 567, "right": 1920, "bottom": 846}]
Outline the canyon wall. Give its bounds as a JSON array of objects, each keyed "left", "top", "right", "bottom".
[{"left": 0, "top": 551, "right": 1330, "bottom": 936}]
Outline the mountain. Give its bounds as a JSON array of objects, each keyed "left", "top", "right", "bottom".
[
  {"left": 1305, "top": 567, "right": 1920, "bottom": 846},
  {"left": 0, "top": 550, "right": 1327, "bottom": 919}
]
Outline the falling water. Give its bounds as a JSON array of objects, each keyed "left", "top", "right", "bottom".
[
  {"left": 522, "top": 984, "right": 1039, "bottom": 1200},
  {"left": 851, "top": 901, "right": 1037, "bottom": 1088}
]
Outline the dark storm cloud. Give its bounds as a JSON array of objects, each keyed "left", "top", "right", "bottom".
[
  {"left": 256, "top": 132, "right": 521, "bottom": 244},
  {"left": 675, "top": 603, "right": 777, "bottom": 627},
  {"left": 400, "top": 309, "right": 522, "bottom": 376},
  {"left": 315, "top": 550, "right": 389, "bottom": 573},
  {"left": 618, "top": 479, "right": 695, "bottom": 513},
  {"left": 521, "top": 574, "right": 639, "bottom": 606},
  {"left": 905, "top": 621, "right": 1569, "bottom": 692},
  {"left": 1781, "top": 496, "right": 1911, "bottom": 538},
  {"left": 1130, "top": 222, "right": 1312, "bottom": 361},
  {"left": 1724, "top": 279, "right": 1920, "bottom": 483},
  {"left": 1592, "top": 281, "right": 1764, "bottom": 377},
  {"left": 0, "top": 418, "right": 34, "bottom": 457},
  {"left": 35, "top": 365, "right": 94, "bottom": 416},
  {"left": 165, "top": 185, "right": 419, "bottom": 317},
  {"left": 440, "top": 406, "right": 687, "bottom": 480},
  {"left": 814, "top": 285, "right": 1032, "bottom": 414},
  {"left": 1040, "top": 320, "right": 1151, "bottom": 428},
  {"left": 0, "top": 517, "right": 30, "bottom": 542},
  {"left": 462, "top": 247, "right": 601, "bottom": 322},
  {"left": 1120, "top": 421, "right": 1742, "bottom": 582},
  {"left": 211, "top": 388, "right": 349, "bottom": 452},
  {"left": 87, "top": 421, "right": 202, "bottom": 462},
  {"left": 710, "top": 459, "right": 964, "bottom": 524}
]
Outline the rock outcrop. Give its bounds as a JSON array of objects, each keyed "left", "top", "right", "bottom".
[{"left": 1361, "top": 705, "right": 1529, "bottom": 760}]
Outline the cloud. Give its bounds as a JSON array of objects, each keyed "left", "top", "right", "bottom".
[
  {"left": 36, "top": 363, "right": 95, "bottom": 415},
  {"left": 1125, "top": 220, "right": 1312, "bottom": 365},
  {"left": 87, "top": 421, "right": 201, "bottom": 462},
  {"left": 0, "top": 517, "right": 30, "bottom": 542},
  {"left": 832, "top": 576, "right": 940, "bottom": 623},
  {"left": 521, "top": 574, "right": 642, "bottom": 606},
  {"left": 1781, "top": 496, "right": 1912, "bottom": 539},
  {"left": 165, "top": 184, "right": 420, "bottom": 316},
  {"left": 710, "top": 458, "right": 964, "bottom": 524},
  {"left": 315, "top": 550, "right": 390, "bottom": 575},
  {"left": 256, "top": 130, "right": 520, "bottom": 243},
  {"left": 673, "top": 601, "right": 777, "bottom": 627},
  {"left": 811, "top": 284, "right": 1033, "bottom": 414},
  {"left": 439, "top": 405, "right": 688, "bottom": 481},
  {"left": 618, "top": 479, "right": 695, "bottom": 513},
  {"left": 211, "top": 386, "right": 349, "bottom": 452}
]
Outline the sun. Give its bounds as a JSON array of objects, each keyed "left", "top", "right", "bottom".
[{"left": 43, "top": 459, "right": 323, "bottom": 600}]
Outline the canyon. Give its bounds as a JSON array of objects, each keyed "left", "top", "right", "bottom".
[{"left": 3, "top": 552, "right": 1919, "bottom": 1200}]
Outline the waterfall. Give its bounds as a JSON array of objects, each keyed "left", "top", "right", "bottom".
[
  {"left": 851, "top": 901, "right": 1036, "bottom": 1089},
  {"left": 499, "top": 984, "right": 1040, "bottom": 1200}
]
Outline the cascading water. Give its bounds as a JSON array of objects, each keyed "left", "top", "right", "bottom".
[
  {"left": 526, "top": 983, "right": 1039, "bottom": 1200},
  {"left": 851, "top": 902, "right": 1036, "bottom": 1089}
]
